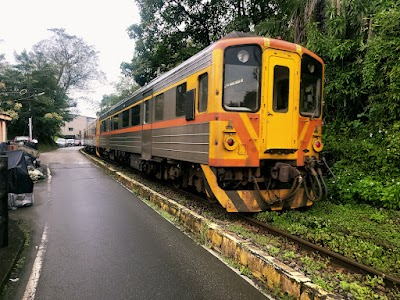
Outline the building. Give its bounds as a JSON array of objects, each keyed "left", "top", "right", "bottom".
[
  {"left": 0, "top": 113, "right": 12, "bottom": 143},
  {"left": 60, "top": 115, "right": 96, "bottom": 140}
]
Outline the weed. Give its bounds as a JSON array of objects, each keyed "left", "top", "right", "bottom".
[
  {"left": 199, "top": 221, "right": 209, "bottom": 246},
  {"left": 268, "top": 246, "right": 280, "bottom": 256},
  {"left": 254, "top": 201, "right": 400, "bottom": 278},
  {"left": 281, "top": 250, "right": 296, "bottom": 260},
  {"left": 239, "top": 265, "right": 253, "bottom": 278}
]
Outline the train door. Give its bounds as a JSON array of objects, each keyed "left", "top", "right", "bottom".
[
  {"left": 141, "top": 99, "right": 152, "bottom": 160},
  {"left": 261, "top": 50, "right": 299, "bottom": 154}
]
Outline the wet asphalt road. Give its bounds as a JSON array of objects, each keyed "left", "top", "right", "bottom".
[{"left": 10, "top": 147, "right": 267, "bottom": 300}]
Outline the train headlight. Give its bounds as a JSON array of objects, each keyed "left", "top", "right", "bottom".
[
  {"left": 312, "top": 139, "right": 323, "bottom": 152},
  {"left": 224, "top": 136, "right": 238, "bottom": 151},
  {"left": 237, "top": 50, "right": 249, "bottom": 63}
]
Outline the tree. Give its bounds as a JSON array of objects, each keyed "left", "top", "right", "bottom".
[
  {"left": 361, "top": 1, "right": 400, "bottom": 125},
  {"left": 28, "top": 28, "right": 105, "bottom": 94},
  {"left": 305, "top": 0, "right": 373, "bottom": 122},
  {"left": 0, "top": 29, "right": 105, "bottom": 143},
  {"left": 1, "top": 56, "right": 71, "bottom": 143},
  {"left": 123, "top": 0, "right": 230, "bottom": 86}
]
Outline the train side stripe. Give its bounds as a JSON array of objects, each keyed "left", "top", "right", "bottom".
[
  {"left": 239, "top": 114, "right": 259, "bottom": 141},
  {"left": 217, "top": 113, "right": 259, "bottom": 166},
  {"left": 201, "top": 165, "right": 230, "bottom": 208}
]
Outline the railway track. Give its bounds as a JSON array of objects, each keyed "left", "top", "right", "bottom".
[{"left": 240, "top": 215, "right": 400, "bottom": 289}]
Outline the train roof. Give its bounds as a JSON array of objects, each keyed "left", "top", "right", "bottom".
[{"left": 100, "top": 32, "right": 322, "bottom": 120}]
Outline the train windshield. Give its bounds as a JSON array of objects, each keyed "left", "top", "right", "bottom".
[
  {"left": 300, "top": 54, "right": 322, "bottom": 118},
  {"left": 223, "top": 45, "right": 261, "bottom": 112}
]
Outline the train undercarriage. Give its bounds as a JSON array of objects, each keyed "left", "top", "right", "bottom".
[{"left": 91, "top": 147, "right": 327, "bottom": 212}]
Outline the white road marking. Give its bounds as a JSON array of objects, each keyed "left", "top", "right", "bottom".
[
  {"left": 22, "top": 223, "right": 49, "bottom": 300},
  {"left": 47, "top": 166, "right": 52, "bottom": 183},
  {"left": 47, "top": 167, "right": 52, "bottom": 202}
]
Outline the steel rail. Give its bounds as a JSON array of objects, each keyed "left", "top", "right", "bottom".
[{"left": 241, "top": 215, "right": 400, "bottom": 288}]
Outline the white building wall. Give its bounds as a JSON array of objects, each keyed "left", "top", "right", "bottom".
[{"left": 60, "top": 115, "right": 96, "bottom": 139}]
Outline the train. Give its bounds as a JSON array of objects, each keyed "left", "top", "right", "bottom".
[{"left": 83, "top": 32, "right": 327, "bottom": 212}]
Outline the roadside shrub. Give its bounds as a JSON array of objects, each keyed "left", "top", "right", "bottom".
[{"left": 323, "top": 121, "right": 400, "bottom": 209}]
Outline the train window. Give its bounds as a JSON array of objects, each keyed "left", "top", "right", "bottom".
[
  {"left": 107, "top": 118, "right": 111, "bottom": 131},
  {"left": 131, "top": 105, "right": 140, "bottom": 126},
  {"left": 300, "top": 54, "right": 322, "bottom": 118},
  {"left": 223, "top": 45, "right": 261, "bottom": 112},
  {"left": 114, "top": 115, "right": 120, "bottom": 130},
  {"left": 144, "top": 100, "right": 150, "bottom": 124},
  {"left": 273, "top": 66, "right": 290, "bottom": 112},
  {"left": 198, "top": 73, "right": 208, "bottom": 112},
  {"left": 155, "top": 93, "right": 164, "bottom": 121},
  {"left": 176, "top": 83, "right": 186, "bottom": 117},
  {"left": 122, "top": 109, "right": 129, "bottom": 128}
]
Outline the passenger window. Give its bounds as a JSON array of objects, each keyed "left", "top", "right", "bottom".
[
  {"left": 144, "top": 100, "right": 150, "bottom": 124},
  {"left": 223, "top": 45, "right": 261, "bottom": 112},
  {"left": 131, "top": 105, "right": 140, "bottom": 126},
  {"left": 122, "top": 110, "right": 129, "bottom": 127},
  {"left": 113, "top": 115, "right": 119, "bottom": 130},
  {"left": 300, "top": 54, "right": 322, "bottom": 118},
  {"left": 155, "top": 94, "right": 164, "bottom": 121},
  {"left": 107, "top": 118, "right": 111, "bottom": 131},
  {"left": 198, "top": 73, "right": 208, "bottom": 112},
  {"left": 176, "top": 83, "right": 186, "bottom": 117},
  {"left": 273, "top": 66, "right": 289, "bottom": 112}
]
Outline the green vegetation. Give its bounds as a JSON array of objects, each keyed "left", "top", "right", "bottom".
[
  {"left": 0, "top": 29, "right": 102, "bottom": 143},
  {"left": 37, "top": 143, "right": 59, "bottom": 152},
  {"left": 256, "top": 201, "right": 400, "bottom": 278}
]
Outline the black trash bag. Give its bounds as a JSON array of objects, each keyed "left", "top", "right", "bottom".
[{"left": 7, "top": 150, "right": 34, "bottom": 194}]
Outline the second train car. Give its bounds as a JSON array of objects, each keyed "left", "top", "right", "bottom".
[{"left": 84, "top": 32, "right": 327, "bottom": 212}]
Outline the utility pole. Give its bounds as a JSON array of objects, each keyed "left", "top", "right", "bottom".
[
  {"left": 29, "top": 117, "right": 33, "bottom": 141},
  {"left": 28, "top": 92, "right": 44, "bottom": 141}
]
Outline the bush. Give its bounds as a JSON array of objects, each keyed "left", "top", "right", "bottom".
[{"left": 323, "top": 121, "right": 400, "bottom": 209}]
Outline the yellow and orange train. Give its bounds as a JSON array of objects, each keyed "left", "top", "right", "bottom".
[{"left": 84, "top": 33, "right": 326, "bottom": 212}]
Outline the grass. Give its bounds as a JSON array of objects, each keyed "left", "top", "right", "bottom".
[
  {"left": 37, "top": 142, "right": 58, "bottom": 152},
  {"left": 255, "top": 201, "right": 400, "bottom": 278}
]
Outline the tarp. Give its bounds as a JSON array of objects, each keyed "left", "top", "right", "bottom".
[{"left": 7, "top": 150, "right": 34, "bottom": 194}]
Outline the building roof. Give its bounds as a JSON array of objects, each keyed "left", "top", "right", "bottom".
[{"left": 0, "top": 113, "right": 12, "bottom": 121}]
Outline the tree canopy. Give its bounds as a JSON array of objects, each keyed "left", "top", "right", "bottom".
[{"left": 0, "top": 28, "right": 104, "bottom": 143}]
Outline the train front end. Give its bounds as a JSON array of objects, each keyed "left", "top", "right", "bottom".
[{"left": 203, "top": 38, "right": 326, "bottom": 212}]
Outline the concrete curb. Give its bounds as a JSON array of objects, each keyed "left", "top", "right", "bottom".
[{"left": 82, "top": 151, "right": 341, "bottom": 299}]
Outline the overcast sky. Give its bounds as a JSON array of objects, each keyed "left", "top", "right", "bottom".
[{"left": 0, "top": 0, "right": 140, "bottom": 117}]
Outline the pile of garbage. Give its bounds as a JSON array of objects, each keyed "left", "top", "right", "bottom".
[
  {"left": 0, "top": 142, "right": 46, "bottom": 210},
  {"left": 25, "top": 154, "right": 45, "bottom": 182}
]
